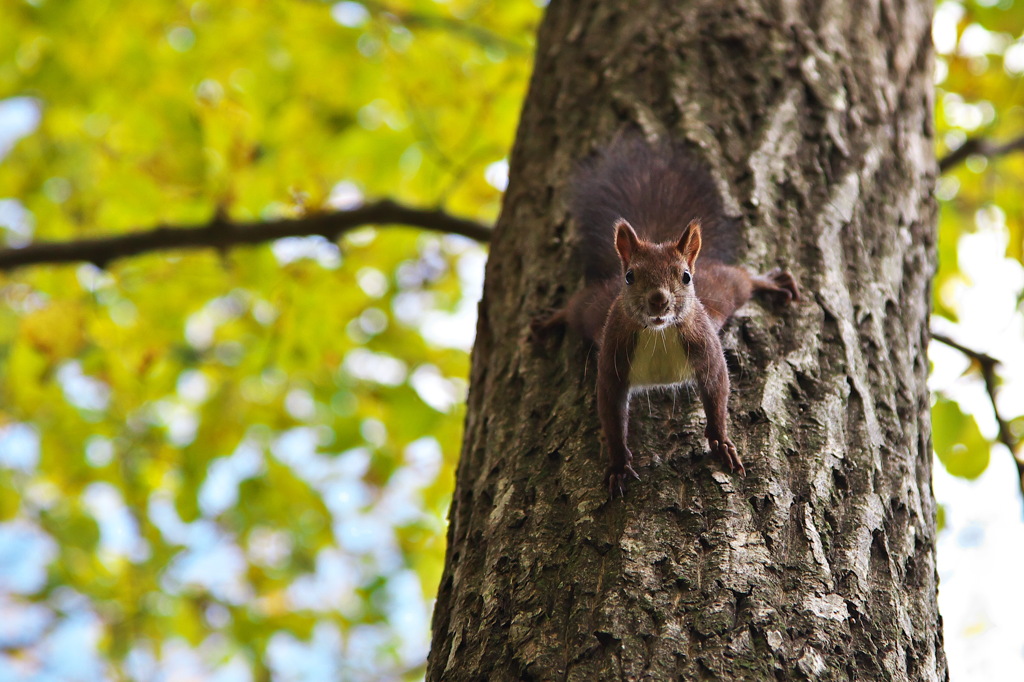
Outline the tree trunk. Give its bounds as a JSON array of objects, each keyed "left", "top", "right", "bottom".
[{"left": 428, "top": 0, "right": 945, "bottom": 679}]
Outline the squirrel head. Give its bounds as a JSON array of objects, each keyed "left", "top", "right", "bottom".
[{"left": 613, "top": 217, "right": 702, "bottom": 330}]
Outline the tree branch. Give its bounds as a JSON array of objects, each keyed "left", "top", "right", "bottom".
[
  {"left": 932, "top": 331, "right": 1024, "bottom": 496},
  {"left": 0, "top": 200, "right": 493, "bottom": 272},
  {"left": 937, "top": 133, "right": 1024, "bottom": 174}
]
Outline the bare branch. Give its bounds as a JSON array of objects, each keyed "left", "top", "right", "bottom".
[
  {"left": 932, "top": 331, "right": 1024, "bottom": 496},
  {"left": 937, "top": 133, "right": 1024, "bottom": 174},
  {"left": 0, "top": 200, "right": 492, "bottom": 272}
]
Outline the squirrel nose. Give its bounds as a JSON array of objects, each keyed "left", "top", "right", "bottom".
[{"left": 648, "top": 289, "right": 669, "bottom": 313}]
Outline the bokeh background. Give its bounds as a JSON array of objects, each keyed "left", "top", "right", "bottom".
[{"left": 0, "top": 0, "right": 1022, "bottom": 679}]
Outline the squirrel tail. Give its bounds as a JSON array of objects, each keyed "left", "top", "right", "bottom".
[{"left": 569, "top": 136, "right": 741, "bottom": 283}]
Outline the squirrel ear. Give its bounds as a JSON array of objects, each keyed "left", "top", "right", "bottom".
[
  {"left": 614, "top": 218, "right": 639, "bottom": 264},
  {"left": 676, "top": 218, "right": 702, "bottom": 269}
]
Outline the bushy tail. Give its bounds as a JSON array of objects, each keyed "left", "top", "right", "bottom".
[{"left": 570, "top": 136, "right": 740, "bottom": 283}]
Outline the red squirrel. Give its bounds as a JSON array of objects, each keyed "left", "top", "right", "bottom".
[{"left": 533, "top": 137, "right": 799, "bottom": 497}]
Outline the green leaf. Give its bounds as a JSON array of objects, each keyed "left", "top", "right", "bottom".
[{"left": 932, "top": 396, "right": 991, "bottom": 479}]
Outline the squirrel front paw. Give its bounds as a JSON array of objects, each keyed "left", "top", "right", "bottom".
[
  {"left": 604, "top": 448, "right": 640, "bottom": 499},
  {"left": 528, "top": 309, "right": 566, "bottom": 344},
  {"left": 605, "top": 463, "right": 640, "bottom": 499},
  {"left": 765, "top": 267, "right": 800, "bottom": 304},
  {"left": 707, "top": 435, "right": 745, "bottom": 476}
]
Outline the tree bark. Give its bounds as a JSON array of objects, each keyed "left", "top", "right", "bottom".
[{"left": 428, "top": 0, "right": 944, "bottom": 679}]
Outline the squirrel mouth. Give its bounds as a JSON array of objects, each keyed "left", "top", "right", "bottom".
[{"left": 649, "top": 316, "right": 669, "bottom": 327}]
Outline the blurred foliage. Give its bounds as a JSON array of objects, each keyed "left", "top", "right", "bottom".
[
  {"left": 0, "top": 0, "right": 541, "bottom": 678},
  {"left": 933, "top": 395, "right": 991, "bottom": 478},
  {"left": 933, "top": 0, "right": 1024, "bottom": 482},
  {"left": 1, "top": 0, "right": 1023, "bottom": 678}
]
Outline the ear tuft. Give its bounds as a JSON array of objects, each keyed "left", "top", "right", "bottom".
[
  {"left": 614, "top": 218, "right": 639, "bottom": 265},
  {"left": 675, "top": 218, "right": 702, "bottom": 269}
]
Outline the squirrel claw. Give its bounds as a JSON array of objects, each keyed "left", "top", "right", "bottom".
[
  {"left": 764, "top": 267, "right": 800, "bottom": 304},
  {"left": 606, "top": 463, "right": 640, "bottom": 499},
  {"left": 709, "top": 438, "right": 745, "bottom": 477}
]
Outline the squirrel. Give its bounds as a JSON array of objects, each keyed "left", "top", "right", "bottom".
[{"left": 532, "top": 136, "right": 800, "bottom": 497}]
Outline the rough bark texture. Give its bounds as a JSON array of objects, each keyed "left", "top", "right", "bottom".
[{"left": 428, "top": 0, "right": 944, "bottom": 680}]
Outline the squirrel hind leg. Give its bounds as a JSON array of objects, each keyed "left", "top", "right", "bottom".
[{"left": 751, "top": 268, "right": 800, "bottom": 305}]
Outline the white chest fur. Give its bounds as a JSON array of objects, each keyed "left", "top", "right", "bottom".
[{"left": 629, "top": 327, "right": 694, "bottom": 389}]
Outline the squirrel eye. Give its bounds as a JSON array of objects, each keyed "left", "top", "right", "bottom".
[
  {"left": 682, "top": 271, "right": 692, "bottom": 285},
  {"left": 625, "top": 269, "right": 635, "bottom": 285}
]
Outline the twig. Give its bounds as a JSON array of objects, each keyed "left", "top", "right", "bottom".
[
  {"left": 932, "top": 331, "right": 1024, "bottom": 495},
  {"left": 937, "top": 133, "right": 1024, "bottom": 174},
  {"left": 0, "top": 200, "right": 492, "bottom": 272}
]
